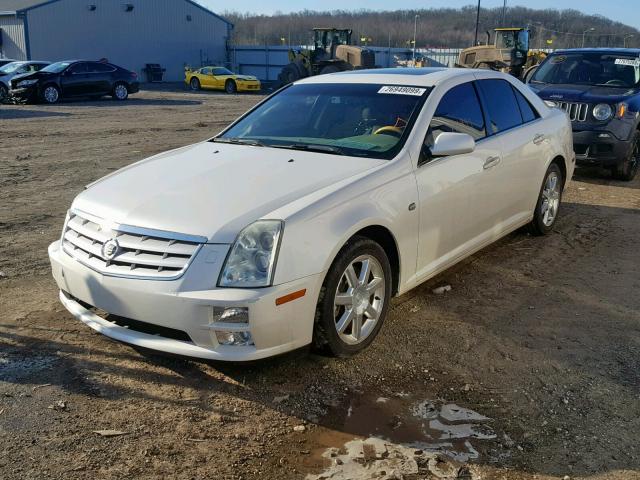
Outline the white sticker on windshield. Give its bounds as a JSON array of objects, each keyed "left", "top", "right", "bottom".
[
  {"left": 378, "top": 86, "right": 426, "bottom": 96},
  {"left": 615, "top": 58, "right": 640, "bottom": 67}
]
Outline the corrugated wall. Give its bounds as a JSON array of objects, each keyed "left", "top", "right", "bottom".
[
  {"left": 25, "top": 0, "right": 230, "bottom": 81},
  {"left": 0, "top": 14, "right": 27, "bottom": 60}
]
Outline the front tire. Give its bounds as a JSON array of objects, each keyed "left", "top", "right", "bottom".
[
  {"left": 611, "top": 130, "right": 639, "bottom": 181},
  {"left": 528, "top": 163, "right": 563, "bottom": 236},
  {"left": 41, "top": 84, "right": 60, "bottom": 104},
  {"left": 225, "top": 80, "right": 237, "bottom": 94},
  {"left": 190, "top": 77, "right": 201, "bottom": 91},
  {"left": 112, "top": 83, "right": 129, "bottom": 101},
  {"left": 314, "top": 237, "right": 392, "bottom": 357},
  {"left": 0, "top": 84, "right": 8, "bottom": 102}
]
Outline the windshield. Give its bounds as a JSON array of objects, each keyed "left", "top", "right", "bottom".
[
  {"left": 0, "top": 62, "right": 25, "bottom": 74},
  {"left": 213, "top": 67, "right": 233, "bottom": 75},
  {"left": 41, "top": 61, "right": 72, "bottom": 74},
  {"left": 217, "top": 83, "right": 429, "bottom": 160},
  {"left": 531, "top": 53, "right": 640, "bottom": 88}
]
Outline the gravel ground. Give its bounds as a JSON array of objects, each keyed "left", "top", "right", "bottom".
[{"left": 1, "top": 89, "right": 639, "bottom": 480}]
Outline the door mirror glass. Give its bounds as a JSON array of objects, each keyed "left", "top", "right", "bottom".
[{"left": 430, "top": 132, "right": 475, "bottom": 157}]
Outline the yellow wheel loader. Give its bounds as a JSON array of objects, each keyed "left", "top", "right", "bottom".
[{"left": 278, "top": 28, "right": 376, "bottom": 86}]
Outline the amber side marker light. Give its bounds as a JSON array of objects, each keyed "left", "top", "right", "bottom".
[
  {"left": 276, "top": 289, "right": 307, "bottom": 306},
  {"left": 617, "top": 104, "right": 627, "bottom": 118}
]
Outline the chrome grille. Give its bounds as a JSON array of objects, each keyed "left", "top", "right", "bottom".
[
  {"left": 62, "top": 210, "right": 203, "bottom": 280},
  {"left": 557, "top": 102, "right": 589, "bottom": 122}
]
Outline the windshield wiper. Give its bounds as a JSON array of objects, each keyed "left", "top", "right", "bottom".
[
  {"left": 212, "top": 137, "right": 265, "bottom": 147},
  {"left": 274, "top": 143, "right": 345, "bottom": 155}
]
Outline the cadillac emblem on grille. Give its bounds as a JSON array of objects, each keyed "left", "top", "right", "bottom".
[{"left": 102, "top": 238, "right": 120, "bottom": 260}]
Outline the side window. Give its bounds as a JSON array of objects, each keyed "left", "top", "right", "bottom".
[
  {"left": 512, "top": 85, "right": 539, "bottom": 123},
  {"left": 69, "top": 63, "right": 87, "bottom": 74},
  {"left": 88, "top": 62, "right": 114, "bottom": 73},
  {"left": 213, "top": 68, "right": 225, "bottom": 75},
  {"left": 476, "top": 79, "right": 522, "bottom": 134},
  {"left": 201, "top": 67, "right": 211, "bottom": 75},
  {"left": 426, "top": 82, "right": 486, "bottom": 147}
]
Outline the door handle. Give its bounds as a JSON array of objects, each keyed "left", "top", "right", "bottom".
[
  {"left": 533, "top": 134, "right": 546, "bottom": 145},
  {"left": 483, "top": 156, "right": 501, "bottom": 170}
]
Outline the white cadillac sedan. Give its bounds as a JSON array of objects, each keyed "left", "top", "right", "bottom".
[{"left": 48, "top": 68, "right": 574, "bottom": 361}]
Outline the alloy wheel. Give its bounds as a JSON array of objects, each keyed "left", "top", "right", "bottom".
[
  {"left": 333, "top": 255, "right": 386, "bottom": 345},
  {"left": 114, "top": 84, "right": 128, "bottom": 100},
  {"left": 44, "top": 86, "right": 59, "bottom": 104},
  {"left": 540, "top": 171, "right": 560, "bottom": 227}
]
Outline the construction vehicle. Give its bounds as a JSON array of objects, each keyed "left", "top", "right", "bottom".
[
  {"left": 278, "top": 28, "right": 376, "bottom": 86},
  {"left": 457, "top": 27, "right": 546, "bottom": 79}
]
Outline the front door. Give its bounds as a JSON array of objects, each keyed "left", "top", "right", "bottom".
[
  {"left": 413, "top": 81, "right": 503, "bottom": 281},
  {"left": 60, "top": 62, "right": 89, "bottom": 97}
]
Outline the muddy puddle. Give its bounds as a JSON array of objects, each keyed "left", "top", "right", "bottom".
[{"left": 302, "top": 392, "right": 497, "bottom": 479}]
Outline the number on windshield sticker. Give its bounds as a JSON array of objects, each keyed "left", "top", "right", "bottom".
[{"left": 378, "top": 86, "right": 426, "bottom": 96}]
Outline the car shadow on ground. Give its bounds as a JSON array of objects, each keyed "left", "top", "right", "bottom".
[
  {"left": 59, "top": 97, "right": 204, "bottom": 107},
  {"left": 573, "top": 165, "right": 640, "bottom": 189},
  {"left": 1, "top": 200, "right": 639, "bottom": 478},
  {"left": 0, "top": 108, "right": 72, "bottom": 119}
]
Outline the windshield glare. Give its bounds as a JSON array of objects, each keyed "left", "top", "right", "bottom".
[
  {"left": 218, "top": 83, "right": 428, "bottom": 159},
  {"left": 531, "top": 53, "right": 640, "bottom": 88},
  {"left": 41, "top": 61, "right": 71, "bottom": 74},
  {"left": 0, "top": 62, "right": 25, "bottom": 74}
]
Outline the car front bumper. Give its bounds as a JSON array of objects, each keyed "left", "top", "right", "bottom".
[
  {"left": 236, "top": 81, "right": 261, "bottom": 92},
  {"left": 9, "top": 86, "right": 37, "bottom": 100},
  {"left": 49, "top": 240, "right": 323, "bottom": 361},
  {"left": 572, "top": 129, "right": 631, "bottom": 168}
]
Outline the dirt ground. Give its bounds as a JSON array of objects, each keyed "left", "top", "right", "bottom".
[{"left": 1, "top": 89, "right": 639, "bottom": 480}]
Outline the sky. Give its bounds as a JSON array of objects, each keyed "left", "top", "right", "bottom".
[{"left": 200, "top": 0, "right": 640, "bottom": 29}]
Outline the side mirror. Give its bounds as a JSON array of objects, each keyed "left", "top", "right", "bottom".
[{"left": 429, "top": 132, "right": 475, "bottom": 157}]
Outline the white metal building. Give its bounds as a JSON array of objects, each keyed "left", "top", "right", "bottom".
[{"left": 0, "top": 0, "right": 232, "bottom": 81}]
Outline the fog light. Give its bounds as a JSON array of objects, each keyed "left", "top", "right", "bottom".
[
  {"left": 215, "top": 330, "right": 253, "bottom": 346},
  {"left": 598, "top": 133, "right": 611, "bottom": 138},
  {"left": 212, "top": 306, "right": 249, "bottom": 324}
]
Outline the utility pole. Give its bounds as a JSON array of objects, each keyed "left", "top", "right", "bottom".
[
  {"left": 624, "top": 34, "right": 634, "bottom": 48},
  {"left": 582, "top": 28, "right": 595, "bottom": 48},
  {"left": 413, "top": 14, "right": 419, "bottom": 62},
  {"left": 501, "top": 0, "right": 507, "bottom": 25},
  {"left": 474, "top": 0, "right": 481, "bottom": 45}
]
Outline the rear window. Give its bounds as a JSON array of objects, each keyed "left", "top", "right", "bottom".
[{"left": 512, "top": 86, "right": 539, "bottom": 123}]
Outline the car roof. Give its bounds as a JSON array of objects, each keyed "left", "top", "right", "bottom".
[
  {"left": 551, "top": 48, "right": 640, "bottom": 56},
  {"left": 296, "top": 67, "right": 505, "bottom": 87}
]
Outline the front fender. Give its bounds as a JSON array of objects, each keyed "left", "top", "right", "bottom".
[{"left": 272, "top": 161, "right": 419, "bottom": 291}]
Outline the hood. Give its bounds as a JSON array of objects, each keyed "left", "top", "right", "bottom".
[
  {"left": 529, "top": 82, "right": 639, "bottom": 104},
  {"left": 10, "top": 70, "right": 53, "bottom": 84},
  {"left": 72, "top": 142, "right": 384, "bottom": 243},
  {"left": 235, "top": 75, "right": 258, "bottom": 81}
]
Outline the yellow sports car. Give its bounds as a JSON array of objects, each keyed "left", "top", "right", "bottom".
[{"left": 185, "top": 66, "right": 261, "bottom": 93}]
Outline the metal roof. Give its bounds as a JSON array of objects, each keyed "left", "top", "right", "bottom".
[
  {"left": 0, "top": 0, "right": 232, "bottom": 25},
  {"left": 0, "top": 0, "right": 49, "bottom": 12}
]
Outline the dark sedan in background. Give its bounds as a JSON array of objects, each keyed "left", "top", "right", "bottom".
[{"left": 10, "top": 60, "right": 139, "bottom": 104}]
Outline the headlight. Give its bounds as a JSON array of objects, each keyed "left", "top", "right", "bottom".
[
  {"left": 16, "top": 79, "right": 37, "bottom": 87},
  {"left": 593, "top": 103, "right": 613, "bottom": 121},
  {"left": 544, "top": 100, "right": 558, "bottom": 108},
  {"left": 218, "top": 220, "right": 283, "bottom": 288}
]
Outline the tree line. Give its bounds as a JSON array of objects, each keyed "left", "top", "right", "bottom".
[{"left": 221, "top": 6, "right": 640, "bottom": 50}]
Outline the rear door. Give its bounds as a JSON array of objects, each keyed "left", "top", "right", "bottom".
[
  {"left": 87, "top": 62, "right": 116, "bottom": 94},
  {"left": 475, "top": 78, "right": 553, "bottom": 231}
]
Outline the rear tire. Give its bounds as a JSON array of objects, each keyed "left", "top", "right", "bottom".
[
  {"left": 41, "top": 84, "right": 60, "bottom": 104},
  {"left": 313, "top": 237, "right": 392, "bottom": 357},
  {"left": 225, "top": 80, "right": 237, "bottom": 94},
  {"left": 528, "top": 163, "right": 563, "bottom": 236},
  {"left": 611, "top": 130, "right": 639, "bottom": 181}
]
